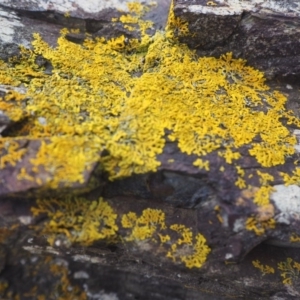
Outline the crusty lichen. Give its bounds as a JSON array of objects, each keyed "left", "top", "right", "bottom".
[
  {"left": 253, "top": 185, "right": 274, "bottom": 206},
  {"left": 122, "top": 208, "right": 210, "bottom": 268},
  {"left": 47, "top": 259, "right": 87, "bottom": 300},
  {"left": 252, "top": 260, "right": 275, "bottom": 275},
  {"left": 280, "top": 168, "right": 300, "bottom": 186},
  {"left": 0, "top": 140, "right": 27, "bottom": 168},
  {"left": 0, "top": 1, "right": 300, "bottom": 189},
  {"left": 166, "top": 0, "right": 190, "bottom": 38},
  {"left": 167, "top": 224, "right": 211, "bottom": 269},
  {"left": 31, "top": 197, "right": 118, "bottom": 246},
  {"left": 121, "top": 208, "right": 167, "bottom": 241},
  {"left": 278, "top": 257, "right": 300, "bottom": 285},
  {"left": 193, "top": 158, "right": 210, "bottom": 171},
  {"left": 245, "top": 216, "right": 275, "bottom": 236},
  {"left": 0, "top": 90, "right": 27, "bottom": 122},
  {"left": 290, "top": 233, "right": 300, "bottom": 242},
  {"left": 32, "top": 200, "right": 210, "bottom": 269},
  {"left": 251, "top": 257, "right": 300, "bottom": 285}
]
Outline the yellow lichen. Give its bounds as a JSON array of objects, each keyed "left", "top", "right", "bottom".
[
  {"left": 121, "top": 208, "right": 166, "bottom": 241},
  {"left": 31, "top": 197, "right": 118, "bottom": 245},
  {"left": 0, "top": 1, "right": 299, "bottom": 186},
  {"left": 252, "top": 260, "right": 275, "bottom": 275},
  {"left": 235, "top": 177, "right": 246, "bottom": 189},
  {"left": 278, "top": 258, "right": 300, "bottom": 285},
  {"left": 28, "top": 136, "right": 99, "bottom": 188},
  {"left": 207, "top": 1, "right": 217, "bottom": 6},
  {"left": 166, "top": 0, "right": 190, "bottom": 38},
  {"left": 158, "top": 233, "right": 171, "bottom": 243},
  {"left": 114, "top": 1, "right": 154, "bottom": 43},
  {"left": 257, "top": 171, "right": 274, "bottom": 185},
  {"left": 193, "top": 158, "right": 210, "bottom": 171},
  {"left": 127, "top": 2, "right": 147, "bottom": 14},
  {"left": 253, "top": 185, "right": 274, "bottom": 206},
  {"left": 236, "top": 166, "right": 245, "bottom": 177},
  {"left": 122, "top": 208, "right": 210, "bottom": 268},
  {"left": 245, "top": 171, "right": 275, "bottom": 206},
  {"left": 17, "top": 167, "right": 35, "bottom": 181},
  {"left": 49, "top": 260, "right": 87, "bottom": 299},
  {"left": 234, "top": 165, "right": 247, "bottom": 188},
  {"left": 245, "top": 216, "right": 275, "bottom": 235},
  {"left": 290, "top": 233, "right": 300, "bottom": 242},
  {"left": 214, "top": 205, "right": 223, "bottom": 223},
  {"left": 0, "top": 140, "right": 27, "bottom": 168},
  {"left": 0, "top": 90, "right": 28, "bottom": 122},
  {"left": 218, "top": 148, "right": 241, "bottom": 164},
  {"left": 167, "top": 224, "right": 211, "bottom": 269},
  {"left": 280, "top": 168, "right": 300, "bottom": 186}
]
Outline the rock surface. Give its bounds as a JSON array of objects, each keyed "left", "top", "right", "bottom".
[
  {"left": 1, "top": 0, "right": 300, "bottom": 299},
  {"left": 0, "top": 0, "right": 169, "bottom": 50},
  {"left": 172, "top": 0, "right": 300, "bottom": 80}
]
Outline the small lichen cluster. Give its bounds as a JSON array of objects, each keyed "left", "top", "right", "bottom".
[
  {"left": 252, "top": 260, "right": 275, "bottom": 275},
  {"left": 1, "top": 1, "right": 299, "bottom": 187},
  {"left": 280, "top": 168, "right": 300, "bottom": 186},
  {"left": 121, "top": 208, "right": 211, "bottom": 268},
  {"left": 290, "top": 233, "right": 300, "bottom": 242},
  {"left": 252, "top": 257, "right": 300, "bottom": 286},
  {"left": 278, "top": 257, "right": 300, "bottom": 285},
  {"left": 166, "top": 0, "right": 190, "bottom": 38},
  {"left": 0, "top": 140, "right": 27, "bottom": 168},
  {"left": 45, "top": 259, "right": 87, "bottom": 300},
  {"left": 167, "top": 224, "right": 211, "bottom": 268},
  {"left": 31, "top": 197, "right": 118, "bottom": 245},
  {"left": 121, "top": 208, "right": 168, "bottom": 241},
  {"left": 245, "top": 216, "right": 275, "bottom": 236}
]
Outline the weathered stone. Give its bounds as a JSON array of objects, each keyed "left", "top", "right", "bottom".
[
  {"left": 172, "top": 0, "right": 300, "bottom": 80},
  {"left": 0, "top": 0, "right": 170, "bottom": 51},
  {"left": 0, "top": 137, "right": 99, "bottom": 197},
  {"left": 0, "top": 195, "right": 299, "bottom": 299},
  {"left": 1, "top": 0, "right": 300, "bottom": 299}
]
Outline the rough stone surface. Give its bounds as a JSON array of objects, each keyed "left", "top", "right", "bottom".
[
  {"left": 0, "top": 0, "right": 170, "bottom": 50},
  {"left": 173, "top": 0, "right": 300, "bottom": 80},
  {"left": 0, "top": 138, "right": 99, "bottom": 196},
  {"left": 1, "top": 0, "right": 300, "bottom": 299}
]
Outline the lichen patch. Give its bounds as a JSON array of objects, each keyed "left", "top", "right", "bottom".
[{"left": 1, "top": 1, "right": 300, "bottom": 187}]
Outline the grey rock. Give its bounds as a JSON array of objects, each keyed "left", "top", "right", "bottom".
[
  {"left": 0, "top": 0, "right": 170, "bottom": 50},
  {"left": 172, "top": 0, "right": 300, "bottom": 80}
]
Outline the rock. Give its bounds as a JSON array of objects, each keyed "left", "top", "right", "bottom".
[
  {"left": 0, "top": 0, "right": 169, "bottom": 50},
  {"left": 1, "top": 0, "right": 300, "bottom": 299},
  {"left": 171, "top": 0, "right": 300, "bottom": 80},
  {"left": 0, "top": 85, "right": 27, "bottom": 134},
  {"left": 0, "top": 137, "right": 100, "bottom": 196},
  {"left": 0, "top": 194, "right": 300, "bottom": 299}
]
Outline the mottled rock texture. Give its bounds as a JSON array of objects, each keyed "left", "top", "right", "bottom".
[
  {"left": 173, "top": 0, "right": 300, "bottom": 80},
  {"left": 0, "top": 0, "right": 169, "bottom": 49},
  {"left": 1, "top": 1, "right": 300, "bottom": 299}
]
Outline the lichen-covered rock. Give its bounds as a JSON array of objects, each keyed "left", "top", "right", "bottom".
[
  {"left": 0, "top": 0, "right": 169, "bottom": 50},
  {"left": 1, "top": 194, "right": 300, "bottom": 299},
  {"left": 1, "top": 0, "right": 300, "bottom": 299},
  {"left": 171, "top": 0, "right": 300, "bottom": 80}
]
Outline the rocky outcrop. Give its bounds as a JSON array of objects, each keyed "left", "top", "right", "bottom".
[
  {"left": 1, "top": 1, "right": 300, "bottom": 299},
  {"left": 0, "top": 0, "right": 169, "bottom": 50},
  {"left": 171, "top": 0, "right": 300, "bottom": 80}
]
